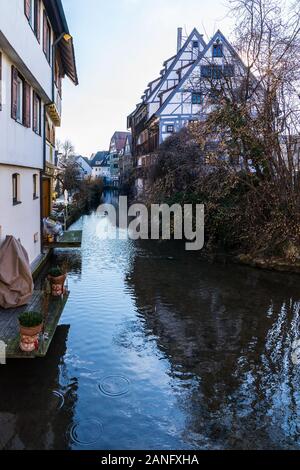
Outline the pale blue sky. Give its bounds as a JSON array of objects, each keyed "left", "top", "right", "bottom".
[{"left": 58, "top": 0, "right": 232, "bottom": 156}]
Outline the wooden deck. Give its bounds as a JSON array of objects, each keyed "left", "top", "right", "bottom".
[
  {"left": 44, "top": 230, "right": 83, "bottom": 249},
  {"left": 0, "top": 290, "right": 69, "bottom": 359}
]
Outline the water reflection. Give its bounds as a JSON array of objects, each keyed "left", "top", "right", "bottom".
[
  {"left": 1, "top": 193, "right": 300, "bottom": 450},
  {"left": 0, "top": 326, "right": 78, "bottom": 450},
  {"left": 124, "top": 241, "right": 300, "bottom": 449}
]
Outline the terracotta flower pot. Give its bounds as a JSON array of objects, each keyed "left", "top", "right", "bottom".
[
  {"left": 48, "top": 274, "right": 66, "bottom": 297},
  {"left": 20, "top": 323, "right": 43, "bottom": 337},
  {"left": 19, "top": 323, "right": 43, "bottom": 353}
]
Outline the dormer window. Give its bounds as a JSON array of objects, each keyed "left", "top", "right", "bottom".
[{"left": 213, "top": 43, "right": 223, "bottom": 58}]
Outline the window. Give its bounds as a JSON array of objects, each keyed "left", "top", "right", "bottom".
[
  {"left": 192, "top": 40, "right": 199, "bottom": 48},
  {"left": 212, "top": 65, "right": 223, "bottom": 79},
  {"left": 43, "top": 12, "right": 51, "bottom": 63},
  {"left": 11, "top": 67, "right": 31, "bottom": 127},
  {"left": 33, "top": 91, "right": 41, "bottom": 135},
  {"left": 12, "top": 174, "right": 21, "bottom": 205},
  {"left": 223, "top": 65, "right": 235, "bottom": 77},
  {"left": 201, "top": 65, "right": 223, "bottom": 79},
  {"left": 33, "top": 174, "right": 39, "bottom": 199},
  {"left": 167, "top": 125, "right": 174, "bottom": 133},
  {"left": 24, "top": 0, "right": 40, "bottom": 41},
  {"left": 55, "top": 60, "right": 62, "bottom": 95},
  {"left": 213, "top": 43, "right": 223, "bottom": 57},
  {"left": 201, "top": 65, "right": 211, "bottom": 78},
  {"left": 192, "top": 92, "right": 203, "bottom": 105},
  {"left": 24, "top": 0, "right": 33, "bottom": 27},
  {"left": 46, "top": 117, "right": 55, "bottom": 145}
]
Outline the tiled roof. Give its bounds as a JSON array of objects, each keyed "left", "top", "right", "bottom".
[
  {"left": 111, "top": 132, "right": 131, "bottom": 152},
  {"left": 90, "top": 151, "right": 109, "bottom": 167}
]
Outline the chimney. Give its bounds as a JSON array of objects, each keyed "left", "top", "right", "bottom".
[{"left": 177, "top": 27, "right": 183, "bottom": 52}]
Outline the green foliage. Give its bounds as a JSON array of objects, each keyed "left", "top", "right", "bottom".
[
  {"left": 19, "top": 312, "right": 43, "bottom": 328},
  {"left": 48, "top": 266, "right": 63, "bottom": 278}
]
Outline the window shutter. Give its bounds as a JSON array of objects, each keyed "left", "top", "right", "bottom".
[
  {"left": 0, "top": 52, "right": 2, "bottom": 112},
  {"left": 33, "top": 92, "right": 37, "bottom": 131},
  {"left": 11, "top": 66, "right": 18, "bottom": 120},
  {"left": 24, "top": 0, "right": 31, "bottom": 20},
  {"left": 24, "top": 82, "right": 31, "bottom": 127},
  {"left": 35, "top": 0, "right": 41, "bottom": 42},
  {"left": 43, "top": 11, "right": 47, "bottom": 55}
]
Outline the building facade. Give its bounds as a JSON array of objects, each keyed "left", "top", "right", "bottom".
[
  {"left": 91, "top": 151, "right": 110, "bottom": 182},
  {"left": 119, "top": 134, "right": 132, "bottom": 184},
  {"left": 0, "top": 0, "right": 77, "bottom": 264},
  {"left": 127, "top": 28, "right": 206, "bottom": 170},
  {"left": 71, "top": 155, "right": 92, "bottom": 180},
  {"left": 127, "top": 27, "right": 247, "bottom": 190},
  {"left": 108, "top": 131, "right": 131, "bottom": 186}
]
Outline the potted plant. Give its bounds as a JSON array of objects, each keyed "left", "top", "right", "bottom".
[
  {"left": 19, "top": 311, "right": 43, "bottom": 353},
  {"left": 48, "top": 266, "right": 66, "bottom": 297}
]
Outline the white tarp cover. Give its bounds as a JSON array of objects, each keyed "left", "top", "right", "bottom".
[{"left": 0, "top": 236, "right": 34, "bottom": 309}]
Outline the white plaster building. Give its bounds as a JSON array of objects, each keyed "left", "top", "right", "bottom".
[
  {"left": 0, "top": 0, "right": 78, "bottom": 264},
  {"left": 91, "top": 152, "right": 110, "bottom": 181},
  {"left": 71, "top": 155, "right": 92, "bottom": 180}
]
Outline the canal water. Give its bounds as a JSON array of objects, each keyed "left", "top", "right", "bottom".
[{"left": 1, "top": 191, "right": 300, "bottom": 450}]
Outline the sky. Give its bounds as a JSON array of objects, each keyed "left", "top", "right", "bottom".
[{"left": 58, "top": 0, "right": 233, "bottom": 157}]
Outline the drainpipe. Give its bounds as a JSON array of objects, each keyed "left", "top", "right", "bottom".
[
  {"left": 40, "top": 33, "right": 66, "bottom": 256},
  {"left": 40, "top": 102, "right": 47, "bottom": 256}
]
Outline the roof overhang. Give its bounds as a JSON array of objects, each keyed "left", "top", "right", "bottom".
[{"left": 44, "top": 0, "right": 78, "bottom": 86}]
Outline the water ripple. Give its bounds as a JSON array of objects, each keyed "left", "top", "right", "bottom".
[
  {"left": 98, "top": 375, "right": 131, "bottom": 397},
  {"left": 68, "top": 418, "right": 103, "bottom": 446}
]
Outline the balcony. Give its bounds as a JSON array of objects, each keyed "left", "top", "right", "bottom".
[{"left": 47, "top": 85, "right": 62, "bottom": 127}]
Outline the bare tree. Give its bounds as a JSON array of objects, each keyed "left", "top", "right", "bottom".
[
  {"left": 190, "top": 0, "right": 300, "bottom": 179},
  {"left": 61, "top": 139, "right": 75, "bottom": 162},
  {"left": 149, "top": 0, "right": 300, "bottom": 258}
]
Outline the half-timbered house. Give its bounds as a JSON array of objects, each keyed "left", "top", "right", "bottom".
[{"left": 127, "top": 28, "right": 250, "bottom": 190}]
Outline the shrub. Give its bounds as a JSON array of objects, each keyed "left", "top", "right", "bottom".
[
  {"left": 48, "top": 266, "right": 63, "bottom": 278},
  {"left": 19, "top": 312, "right": 43, "bottom": 328}
]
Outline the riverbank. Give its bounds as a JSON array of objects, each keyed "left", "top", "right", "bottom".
[
  {"left": 132, "top": 129, "right": 300, "bottom": 276},
  {"left": 236, "top": 253, "right": 300, "bottom": 275}
]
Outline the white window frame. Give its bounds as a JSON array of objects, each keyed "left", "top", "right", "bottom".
[{"left": 33, "top": 92, "right": 41, "bottom": 135}]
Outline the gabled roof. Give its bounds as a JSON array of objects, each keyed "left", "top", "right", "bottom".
[
  {"left": 145, "top": 28, "right": 206, "bottom": 105},
  {"left": 90, "top": 151, "right": 109, "bottom": 167},
  {"left": 76, "top": 155, "right": 91, "bottom": 165},
  {"left": 128, "top": 28, "right": 206, "bottom": 122},
  {"left": 100, "top": 156, "right": 110, "bottom": 167},
  {"left": 110, "top": 132, "right": 131, "bottom": 152},
  {"left": 157, "top": 29, "right": 250, "bottom": 116},
  {"left": 44, "top": 0, "right": 78, "bottom": 85}
]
